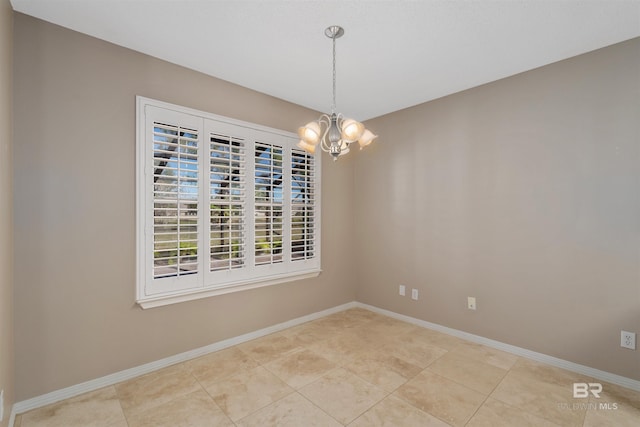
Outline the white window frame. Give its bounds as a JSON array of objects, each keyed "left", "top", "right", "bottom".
[{"left": 136, "top": 97, "right": 321, "bottom": 308}]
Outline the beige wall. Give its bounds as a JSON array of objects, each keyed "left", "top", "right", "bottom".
[
  {"left": 0, "top": 0, "right": 13, "bottom": 424},
  {"left": 12, "top": 13, "right": 356, "bottom": 400},
  {"left": 356, "top": 38, "right": 640, "bottom": 380}
]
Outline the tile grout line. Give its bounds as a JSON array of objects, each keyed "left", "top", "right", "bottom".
[
  {"left": 187, "top": 365, "right": 236, "bottom": 427},
  {"left": 460, "top": 367, "right": 502, "bottom": 427},
  {"left": 294, "top": 390, "right": 346, "bottom": 426}
]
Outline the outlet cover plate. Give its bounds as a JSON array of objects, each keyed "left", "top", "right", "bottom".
[
  {"left": 621, "top": 331, "right": 636, "bottom": 350},
  {"left": 411, "top": 289, "right": 418, "bottom": 300},
  {"left": 467, "top": 297, "right": 477, "bottom": 310},
  {"left": 399, "top": 285, "right": 406, "bottom": 296}
]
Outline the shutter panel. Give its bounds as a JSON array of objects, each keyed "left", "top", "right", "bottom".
[
  {"left": 152, "top": 121, "right": 200, "bottom": 278},
  {"left": 209, "top": 132, "right": 246, "bottom": 272},
  {"left": 254, "top": 142, "right": 284, "bottom": 266},
  {"left": 291, "top": 149, "right": 316, "bottom": 261}
]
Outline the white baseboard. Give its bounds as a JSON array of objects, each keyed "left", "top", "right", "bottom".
[
  {"left": 11, "top": 301, "right": 357, "bottom": 420},
  {"left": 356, "top": 302, "right": 640, "bottom": 392},
  {"left": 11, "top": 299, "right": 639, "bottom": 425}
]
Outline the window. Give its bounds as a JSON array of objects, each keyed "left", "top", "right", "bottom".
[{"left": 136, "top": 97, "right": 321, "bottom": 308}]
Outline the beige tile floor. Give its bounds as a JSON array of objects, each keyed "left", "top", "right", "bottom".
[{"left": 14, "top": 308, "right": 640, "bottom": 426}]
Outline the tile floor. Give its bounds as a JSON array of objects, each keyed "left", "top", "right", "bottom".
[{"left": 14, "top": 308, "right": 640, "bottom": 426}]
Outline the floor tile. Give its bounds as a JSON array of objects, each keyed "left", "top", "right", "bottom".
[
  {"left": 449, "top": 341, "right": 518, "bottom": 370},
  {"left": 278, "top": 321, "right": 339, "bottom": 346},
  {"left": 365, "top": 316, "right": 418, "bottom": 336},
  {"left": 238, "top": 333, "right": 301, "bottom": 364},
  {"left": 466, "top": 397, "right": 560, "bottom": 426},
  {"left": 339, "top": 307, "right": 385, "bottom": 322},
  {"left": 306, "top": 333, "right": 372, "bottom": 365},
  {"left": 590, "top": 380, "right": 640, "bottom": 408},
  {"left": 299, "top": 367, "right": 387, "bottom": 424},
  {"left": 583, "top": 405, "right": 640, "bottom": 427},
  {"left": 205, "top": 366, "right": 293, "bottom": 421},
  {"left": 402, "top": 326, "right": 467, "bottom": 350},
  {"left": 395, "top": 370, "right": 486, "bottom": 427},
  {"left": 584, "top": 381, "right": 640, "bottom": 427},
  {"left": 20, "top": 387, "right": 126, "bottom": 427},
  {"left": 115, "top": 363, "right": 201, "bottom": 418},
  {"left": 347, "top": 323, "right": 400, "bottom": 348},
  {"left": 427, "top": 351, "right": 508, "bottom": 394},
  {"left": 308, "top": 313, "right": 362, "bottom": 332},
  {"left": 185, "top": 346, "right": 259, "bottom": 388},
  {"left": 126, "top": 389, "right": 233, "bottom": 427},
  {"left": 317, "top": 309, "right": 376, "bottom": 329},
  {"left": 236, "top": 392, "right": 342, "bottom": 427},
  {"left": 491, "top": 369, "right": 587, "bottom": 426},
  {"left": 344, "top": 352, "right": 422, "bottom": 392},
  {"left": 349, "top": 394, "right": 450, "bottom": 427},
  {"left": 380, "top": 335, "right": 448, "bottom": 368},
  {"left": 510, "top": 357, "right": 594, "bottom": 387},
  {"left": 264, "top": 348, "right": 336, "bottom": 389}
]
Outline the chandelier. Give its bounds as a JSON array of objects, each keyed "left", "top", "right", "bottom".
[{"left": 297, "top": 26, "right": 377, "bottom": 161}]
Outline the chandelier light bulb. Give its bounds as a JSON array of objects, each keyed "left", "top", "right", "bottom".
[
  {"left": 341, "top": 118, "right": 365, "bottom": 143},
  {"left": 298, "top": 121, "right": 321, "bottom": 145}
]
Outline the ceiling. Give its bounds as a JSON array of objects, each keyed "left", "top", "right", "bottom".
[{"left": 10, "top": 0, "right": 640, "bottom": 120}]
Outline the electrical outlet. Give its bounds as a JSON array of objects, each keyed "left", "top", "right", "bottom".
[
  {"left": 467, "top": 297, "right": 476, "bottom": 310},
  {"left": 621, "top": 331, "right": 636, "bottom": 350},
  {"left": 0, "top": 389, "right": 4, "bottom": 421},
  {"left": 411, "top": 289, "right": 419, "bottom": 300},
  {"left": 399, "top": 285, "right": 406, "bottom": 296}
]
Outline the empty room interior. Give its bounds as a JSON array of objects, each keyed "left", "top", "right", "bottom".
[{"left": 1, "top": 0, "right": 639, "bottom": 426}]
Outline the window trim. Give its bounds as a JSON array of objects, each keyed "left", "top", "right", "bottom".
[{"left": 136, "top": 96, "right": 321, "bottom": 309}]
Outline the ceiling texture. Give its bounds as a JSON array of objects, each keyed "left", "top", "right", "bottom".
[{"left": 10, "top": 0, "right": 640, "bottom": 120}]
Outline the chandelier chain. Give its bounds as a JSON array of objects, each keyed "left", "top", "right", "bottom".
[{"left": 332, "top": 33, "right": 337, "bottom": 113}]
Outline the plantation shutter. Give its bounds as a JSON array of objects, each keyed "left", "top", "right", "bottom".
[
  {"left": 137, "top": 97, "right": 321, "bottom": 307},
  {"left": 254, "top": 141, "right": 284, "bottom": 266},
  {"left": 291, "top": 149, "right": 317, "bottom": 262},
  {"left": 144, "top": 106, "right": 204, "bottom": 295},
  {"left": 209, "top": 131, "right": 246, "bottom": 272}
]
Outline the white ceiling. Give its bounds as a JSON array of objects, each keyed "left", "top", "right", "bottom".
[{"left": 10, "top": 0, "right": 640, "bottom": 120}]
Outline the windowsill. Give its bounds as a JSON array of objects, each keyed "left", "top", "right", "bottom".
[{"left": 137, "top": 269, "right": 321, "bottom": 309}]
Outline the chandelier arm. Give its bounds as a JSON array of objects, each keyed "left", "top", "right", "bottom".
[
  {"left": 316, "top": 114, "right": 332, "bottom": 153},
  {"left": 318, "top": 113, "right": 332, "bottom": 125},
  {"left": 319, "top": 123, "right": 332, "bottom": 153}
]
